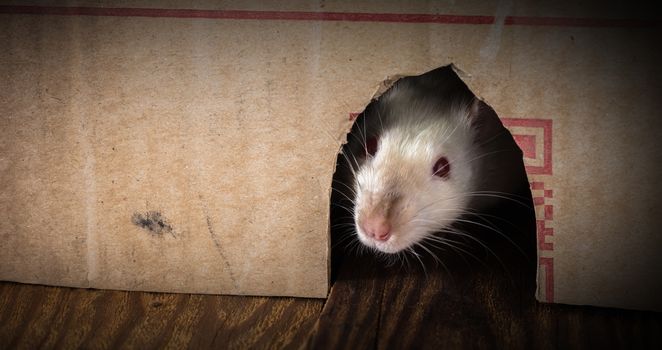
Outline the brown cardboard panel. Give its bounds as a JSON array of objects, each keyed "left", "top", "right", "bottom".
[
  {"left": 1, "top": 1, "right": 661, "bottom": 308},
  {"left": 0, "top": 12, "right": 342, "bottom": 297}
]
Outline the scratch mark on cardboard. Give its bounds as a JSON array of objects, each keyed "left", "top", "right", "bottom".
[
  {"left": 81, "top": 117, "right": 99, "bottom": 287},
  {"left": 205, "top": 214, "right": 239, "bottom": 289}
]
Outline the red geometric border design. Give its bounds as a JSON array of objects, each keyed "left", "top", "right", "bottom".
[
  {"left": 531, "top": 181, "right": 554, "bottom": 252},
  {"left": 531, "top": 180, "right": 554, "bottom": 302},
  {"left": 501, "top": 118, "right": 553, "bottom": 175},
  {"left": 503, "top": 118, "right": 554, "bottom": 303}
]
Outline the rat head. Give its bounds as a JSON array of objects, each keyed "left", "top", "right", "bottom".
[{"left": 353, "top": 99, "right": 481, "bottom": 254}]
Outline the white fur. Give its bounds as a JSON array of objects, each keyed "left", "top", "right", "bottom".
[{"left": 354, "top": 103, "right": 478, "bottom": 254}]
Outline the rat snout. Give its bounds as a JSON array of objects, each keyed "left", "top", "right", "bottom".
[
  {"left": 361, "top": 215, "right": 392, "bottom": 241},
  {"left": 357, "top": 190, "right": 402, "bottom": 243}
]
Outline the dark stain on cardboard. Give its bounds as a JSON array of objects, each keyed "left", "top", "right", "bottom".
[{"left": 131, "top": 211, "right": 174, "bottom": 237}]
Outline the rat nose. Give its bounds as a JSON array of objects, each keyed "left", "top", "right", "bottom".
[{"left": 361, "top": 216, "right": 391, "bottom": 241}]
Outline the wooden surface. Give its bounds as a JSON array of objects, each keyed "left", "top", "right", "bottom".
[{"left": 2, "top": 199, "right": 662, "bottom": 349}]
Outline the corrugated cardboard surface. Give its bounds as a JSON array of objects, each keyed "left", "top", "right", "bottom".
[{"left": 1, "top": 1, "right": 661, "bottom": 308}]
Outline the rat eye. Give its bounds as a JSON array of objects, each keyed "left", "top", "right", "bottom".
[
  {"left": 365, "top": 136, "right": 378, "bottom": 157},
  {"left": 433, "top": 157, "right": 450, "bottom": 179}
]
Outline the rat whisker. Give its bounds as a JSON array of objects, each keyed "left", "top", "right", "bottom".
[
  {"left": 330, "top": 202, "right": 356, "bottom": 214},
  {"left": 407, "top": 247, "right": 428, "bottom": 277},
  {"left": 332, "top": 179, "right": 358, "bottom": 197},
  {"left": 330, "top": 187, "right": 356, "bottom": 205},
  {"left": 438, "top": 227, "right": 512, "bottom": 278},
  {"left": 423, "top": 235, "right": 486, "bottom": 267},
  {"left": 451, "top": 218, "right": 526, "bottom": 257}
]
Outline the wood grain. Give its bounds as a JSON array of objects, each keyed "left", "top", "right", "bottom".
[{"left": 0, "top": 283, "right": 323, "bottom": 349}]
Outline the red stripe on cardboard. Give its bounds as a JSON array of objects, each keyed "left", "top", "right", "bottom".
[
  {"left": 0, "top": 5, "right": 658, "bottom": 28},
  {"left": 505, "top": 15, "right": 657, "bottom": 28}
]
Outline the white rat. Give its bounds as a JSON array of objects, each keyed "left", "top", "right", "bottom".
[{"left": 334, "top": 66, "right": 526, "bottom": 256}]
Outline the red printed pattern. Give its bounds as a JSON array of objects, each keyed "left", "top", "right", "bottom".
[{"left": 502, "top": 118, "right": 554, "bottom": 303}]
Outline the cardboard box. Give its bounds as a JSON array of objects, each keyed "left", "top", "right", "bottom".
[{"left": 1, "top": 1, "right": 661, "bottom": 309}]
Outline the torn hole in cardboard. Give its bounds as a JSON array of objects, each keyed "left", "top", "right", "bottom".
[{"left": 330, "top": 64, "right": 536, "bottom": 282}]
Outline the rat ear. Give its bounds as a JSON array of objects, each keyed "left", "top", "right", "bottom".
[
  {"left": 466, "top": 96, "right": 507, "bottom": 141},
  {"left": 467, "top": 97, "right": 483, "bottom": 121}
]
